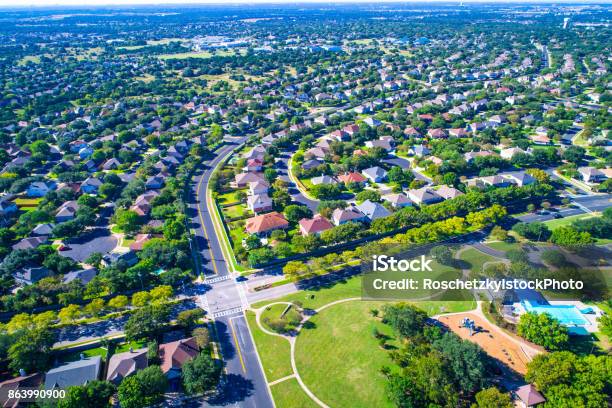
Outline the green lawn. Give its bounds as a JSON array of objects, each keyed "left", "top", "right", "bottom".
[
  {"left": 114, "top": 340, "right": 147, "bottom": 354},
  {"left": 248, "top": 276, "right": 476, "bottom": 408},
  {"left": 217, "top": 190, "right": 245, "bottom": 204},
  {"left": 228, "top": 220, "right": 247, "bottom": 249},
  {"left": 294, "top": 300, "right": 397, "bottom": 408},
  {"left": 270, "top": 378, "right": 319, "bottom": 408},
  {"left": 459, "top": 248, "right": 499, "bottom": 276},
  {"left": 543, "top": 213, "right": 600, "bottom": 230},
  {"left": 252, "top": 274, "right": 362, "bottom": 310},
  {"left": 252, "top": 274, "right": 475, "bottom": 314},
  {"left": 222, "top": 203, "right": 251, "bottom": 219},
  {"left": 484, "top": 241, "right": 521, "bottom": 252},
  {"left": 245, "top": 311, "right": 293, "bottom": 382},
  {"left": 60, "top": 346, "right": 108, "bottom": 363},
  {"left": 260, "top": 304, "right": 301, "bottom": 333}
]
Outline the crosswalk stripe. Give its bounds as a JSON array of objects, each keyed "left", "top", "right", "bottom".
[{"left": 211, "top": 306, "right": 244, "bottom": 318}]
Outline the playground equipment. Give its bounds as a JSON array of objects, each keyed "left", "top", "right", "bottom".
[{"left": 461, "top": 317, "right": 477, "bottom": 336}]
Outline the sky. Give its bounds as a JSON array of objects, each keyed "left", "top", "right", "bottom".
[{"left": 0, "top": 0, "right": 608, "bottom": 6}]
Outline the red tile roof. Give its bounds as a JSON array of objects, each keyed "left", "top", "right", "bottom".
[
  {"left": 245, "top": 212, "right": 289, "bottom": 234},
  {"left": 337, "top": 172, "right": 366, "bottom": 184}
]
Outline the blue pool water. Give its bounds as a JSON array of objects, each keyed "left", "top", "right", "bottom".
[{"left": 522, "top": 300, "right": 589, "bottom": 326}]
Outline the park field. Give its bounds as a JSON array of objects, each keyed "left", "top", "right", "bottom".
[{"left": 248, "top": 274, "right": 476, "bottom": 407}]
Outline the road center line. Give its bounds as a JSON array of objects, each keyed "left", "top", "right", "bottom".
[{"left": 228, "top": 317, "right": 247, "bottom": 373}]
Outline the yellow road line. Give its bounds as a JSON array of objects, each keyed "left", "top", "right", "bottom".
[
  {"left": 229, "top": 318, "right": 247, "bottom": 373},
  {"left": 196, "top": 159, "right": 220, "bottom": 276}
]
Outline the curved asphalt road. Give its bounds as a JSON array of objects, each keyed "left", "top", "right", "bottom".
[{"left": 187, "top": 136, "right": 274, "bottom": 408}]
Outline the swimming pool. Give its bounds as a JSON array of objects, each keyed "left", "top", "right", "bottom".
[{"left": 522, "top": 300, "right": 589, "bottom": 326}]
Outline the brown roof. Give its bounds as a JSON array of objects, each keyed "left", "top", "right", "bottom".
[
  {"left": 130, "top": 234, "right": 154, "bottom": 251},
  {"left": 106, "top": 348, "right": 148, "bottom": 383},
  {"left": 245, "top": 212, "right": 289, "bottom": 234},
  {"left": 159, "top": 337, "right": 199, "bottom": 374}
]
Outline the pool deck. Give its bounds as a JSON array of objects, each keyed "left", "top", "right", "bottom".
[{"left": 511, "top": 300, "right": 602, "bottom": 333}]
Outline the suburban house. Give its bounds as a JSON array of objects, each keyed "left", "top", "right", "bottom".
[
  {"left": 409, "top": 145, "right": 430, "bottom": 157},
  {"left": 12, "top": 236, "right": 48, "bottom": 250},
  {"left": 102, "top": 248, "right": 139, "bottom": 267},
  {"left": 102, "top": 158, "right": 121, "bottom": 170},
  {"left": 248, "top": 180, "right": 269, "bottom": 196},
  {"left": 80, "top": 177, "right": 102, "bottom": 194},
  {"left": 514, "top": 384, "right": 545, "bottom": 408},
  {"left": 365, "top": 138, "right": 393, "bottom": 151},
  {"left": 578, "top": 166, "right": 607, "bottom": 183},
  {"left": 331, "top": 207, "right": 368, "bottom": 226},
  {"left": 311, "top": 175, "right": 337, "bottom": 185},
  {"left": 247, "top": 194, "right": 273, "bottom": 213},
  {"left": 145, "top": 175, "right": 165, "bottom": 190},
  {"left": 55, "top": 201, "right": 79, "bottom": 223},
  {"left": 129, "top": 234, "right": 155, "bottom": 251},
  {"left": 245, "top": 212, "right": 290, "bottom": 236},
  {"left": 382, "top": 193, "right": 412, "bottom": 208},
  {"left": 26, "top": 181, "right": 56, "bottom": 197},
  {"left": 14, "top": 266, "right": 52, "bottom": 286},
  {"left": 435, "top": 185, "right": 464, "bottom": 200},
  {"left": 407, "top": 187, "right": 443, "bottom": 205},
  {"left": 159, "top": 337, "right": 199, "bottom": 387},
  {"left": 304, "top": 147, "right": 328, "bottom": 160},
  {"left": 301, "top": 159, "right": 324, "bottom": 170},
  {"left": 362, "top": 166, "right": 387, "bottom": 183},
  {"left": 32, "top": 223, "right": 54, "bottom": 236},
  {"left": 500, "top": 147, "right": 528, "bottom": 159},
  {"left": 0, "top": 373, "right": 43, "bottom": 408},
  {"left": 62, "top": 268, "right": 98, "bottom": 285},
  {"left": 356, "top": 200, "right": 392, "bottom": 222},
  {"left": 244, "top": 158, "right": 264, "bottom": 172},
  {"left": 130, "top": 191, "right": 160, "bottom": 216},
  {"left": 337, "top": 172, "right": 366, "bottom": 186},
  {"left": 503, "top": 171, "right": 536, "bottom": 187},
  {"left": 234, "top": 172, "right": 266, "bottom": 188},
  {"left": 299, "top": 214, "right": 334, "bottom": 236},
  {"left": 45, "top": 356, "right": 101, "bottom": 389},
  {"left": 106, "top": 348, "right": 148, "bottom": 385}
]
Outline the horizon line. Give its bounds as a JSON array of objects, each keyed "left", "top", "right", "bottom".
[{"left": 1, "top": 0, "right": 611, "bottom": 8}]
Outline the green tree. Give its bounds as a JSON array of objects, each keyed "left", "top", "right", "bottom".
[
  {"left": 113, "top": 209, "right": 141, "bottom": 235},
  {"left": 355, "top": 190, "right": 381, "bottom": 203},
  {"left": 283, "top": 204, "right": 313, "bottom": 223},
  {"left": 382, "top": 303, "right": 428, "bottom": 338},
  {"left": 473, "top": 387, "right": 513, "bottom": 408},
  {"left": 29, "top": 140, "right": 51, "bottom": 156},
  {"left": 526, "top": 351, "right": 610, "bottom": 408},
  {"left": 163, "top": 219, "right": 185, "bottom": 240},
  {"left": 57, "top": 380, "right": 116, "bottom": 408},
  {"left": 118, "top": 366, "right": 167, "bottom": 408},
  {"left": 108, "top": 295, "right": 129, "bottom": 310},
  {"left": 550, "top": 226, "right": 594, "bottom": 247},
  {"left": 8, "top": 327, "right": 55, "bottom": 374},
  {"left": 517, "top": 312, "right": 569, "bottom": 350},
  {"left": 124, "top": 305, "right": 170, "bottom": 341},
  {"left": 181, "top": 352, "right": 222, "bottom": 395},
  {"left": 177, "top": 309, "right": 204, "bottom": 332}
]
